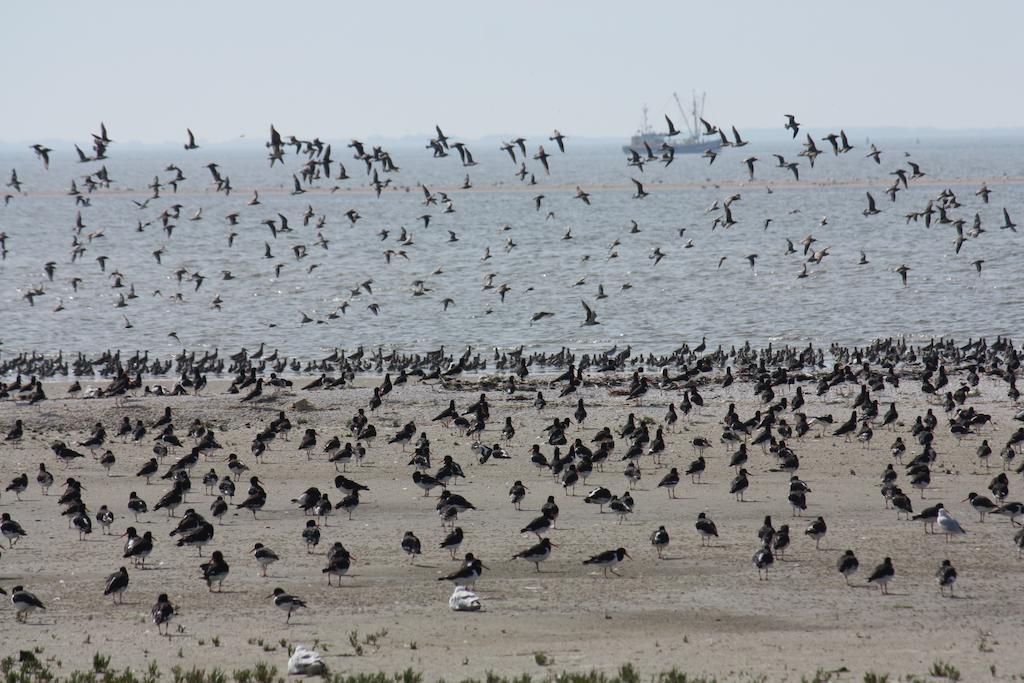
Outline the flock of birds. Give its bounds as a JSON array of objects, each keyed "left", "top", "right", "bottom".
[
  {"left": 2, "top": 335, "right": 1024, "bottom": 634},
  {"left": 1, "top": 113, "right": 1023, "bottom": 651},
  {"left": 1, "top": 112, "right": 1018, "bottom": 347}
]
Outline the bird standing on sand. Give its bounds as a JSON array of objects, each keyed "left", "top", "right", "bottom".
[
  {"left": 837, "top": 550, "right": 859, "bottom": 585},
  {"left": 103, "top": 567, "right": 130, "bottom": 604},
  {"left": 867, "top": 557, "right": 895, "bottom": 594},
  {"left": 9, "top": 585, "right": 45, "bottom": 622},
  {"left": 936, "top": 508, "right": 966, "bottom": 542},
  {"left": 152, "top": 593, "right": 175, "bottom": 635},
  {"left": 269, "top": 587, "right": 307, "bottom": 623},
  {"left": 583, "top": 547, "right": 630, "bottom": 577},
  {"left": 252, "top": 543, "right": 279, "bottom": 577},
  {"left": 512, "top": 537, "right": 557, "bottom": 572},
  {"left": 650, "top": 526, "right": 670, "bottom": 558},
  {"left": 201, "top": 551, "right": 230, "bottom": 592},
  {"left": 936, "top": 559, "right": 957, "bottom": 596}
]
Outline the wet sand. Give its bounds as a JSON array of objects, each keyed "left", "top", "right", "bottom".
[{"left": 0, "top": 375, "right": 1021, "bottom": 681}]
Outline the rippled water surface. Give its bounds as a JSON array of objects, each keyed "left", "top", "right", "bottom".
[{"left": 2, "top": 134, "right": 1023, "bottom": 358}]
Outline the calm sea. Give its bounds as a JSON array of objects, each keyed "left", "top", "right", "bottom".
[{"left": 1, "top": 134, "right": 1022, "bottom": 359}]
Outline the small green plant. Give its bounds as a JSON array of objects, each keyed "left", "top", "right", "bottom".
[
  {"left": 349, "top": 630, "right": 364, "bottom": 657},
  {"left": 408, "top": 642, "right": 418, "bottom": 651},
  {"left": 801, "top": 669, "right": 834, "bottom": 683},
  {"left": 618, "top": 663, "right": 640, "bottom": 683},
  {"left": 533, "top": 652, "right": 550, "bottom": 667},
  {"left": 929, "top": 660, "right": 961, "bottom": 681},
  {"left": 211, "top": 636, "right": 221, "bottom": 648},
  {"left": 92, "top": 653, "right": 111, "bottom": 673},
  {"left": 363, "top": 629, "right": 388, "bottom": 653},
  {"left": 862, "top": 673, "right": 889, "bottom": 683},
  {"left": 251, "top": 662, "right": 277, "bottom": 683},
  {"left": 394, "top": 670, "right": 423, "bottom": 683}
]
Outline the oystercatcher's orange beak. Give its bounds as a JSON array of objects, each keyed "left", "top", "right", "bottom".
[
  {"left": 550, "top": 542, "right": 559, "bottom": 548},
  {"left": 624, "top": 552, "right": 632, "bottom": 560}
]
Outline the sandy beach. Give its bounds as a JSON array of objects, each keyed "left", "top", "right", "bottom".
[{"left": 1, "top": 371, "right": 1022, "bottom": 682}]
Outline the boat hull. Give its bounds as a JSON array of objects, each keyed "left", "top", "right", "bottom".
[{"left": 622, "top": 138, "right": 723, "bottom": 155}]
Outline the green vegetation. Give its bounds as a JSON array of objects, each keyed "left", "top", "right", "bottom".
[
  {"left": 347, "top": 629, "right": 389, "bottom": 657},
  {"left": 928, "top": 660, "right": 961, "bottom": 681},
  {"left": 0, "top": 651, "right": 975, "bottom": 683}
]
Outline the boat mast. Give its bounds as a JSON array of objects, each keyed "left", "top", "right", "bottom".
[
  {"left": 673, "top": 92, "right": 697, "bottom": 140},
  {"left": 698, "top": 92, "right": 706, "bottom": 134}
]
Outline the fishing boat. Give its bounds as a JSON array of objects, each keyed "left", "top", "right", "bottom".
[{"left": 623, "top": 92, "right": 723, "bottom": 154}]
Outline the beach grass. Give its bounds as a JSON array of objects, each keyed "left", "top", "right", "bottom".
[{"left": 2, "top": 651, "right": 965, "bottom": 683}]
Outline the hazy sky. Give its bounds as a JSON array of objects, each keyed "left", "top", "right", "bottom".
[{"left": 2, "top": 0, "right": 1020, "bottom": 143}]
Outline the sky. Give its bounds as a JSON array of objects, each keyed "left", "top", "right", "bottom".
[{"left": 1, "top": 0, "right": 1021, "bottom": 144}]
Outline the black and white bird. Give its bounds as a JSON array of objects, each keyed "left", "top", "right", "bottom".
[
  {"left": 322, "top": 544, "right": 355, "bottom": 586},
  {"left": 10, "top": 585, "right": 46, "bottom": 622},
  {"left": 695, "top": 512, "right": 718, "bottom": 546},
  {"left": 252, "top": 543, "right": 279, "bottom": 577},
  {"left": 804, "top": 516, "right": 827, "bottom": 549},
  {"left": 657, "top": 468, "right": 680, "bottom": 498},
  {"left": 963, "top": 492, "right": 997, "bottom": 522},
  {"left": 867, "top": 557, "right": 895, "bottom": 594},
  {"left": 753, "top": 544, "right": 774, "bottom": 580},
  {"left": 269, "top": 588, "right": 307, "bottom": 623},
  {"left": 401, "top": 531, "right": 422, "bottom": 562},
  {"left": 650, "top": 525, "right": 670, "bottom": 558},
  {"left": 837, "top": 550, "right": 860, "bottom": 585},
  {"left": 152, "top": 593, "right": 175, "bottom": 635},
  {"left": 103, "top": 567, "right": 130, "bottom": 604},
  {"left": 176, "top": 521, "right": 215, "bottom": 556},
  {"left": 512, "top": 537, "right": 557, "bottom": 572},
  {"left": 730, "top": 468, "right": 751, "bottom": 501},
  {"left": 438, "top": 558, "right": 487, "bottom": 587},
  {"left": 936, "top": 559, "right": 957, "bottom": 596},
  {"left": 200, "top": 550, "right": 230, "bottom": 592},
  {"left": 302, "top": 520, "right": 321, "bottom": 552},
  {"left": 1, "top": 513, "right": 28, "bottom": 547},
  {"left": 440, "top": 526, "right": 464, "bottom": 558},
  {"left": 582, "top": 547, "right": 630, "bottom": 577}
]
